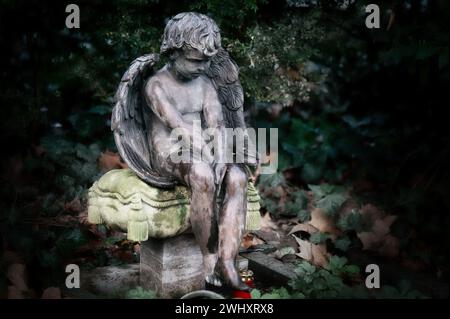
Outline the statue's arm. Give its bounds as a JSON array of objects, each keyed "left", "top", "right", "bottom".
[
  {"left": 203, "top": 82, "right": 225, "bottom": 130},
  {"left": 144, "top": 78, "right": 214, "bottom": 163},
  {"left": 144, "top": 79, "right": 191, "bottom": 133},
  {"left": 203, "top": 81, "right": 228, "bottom": 166}
]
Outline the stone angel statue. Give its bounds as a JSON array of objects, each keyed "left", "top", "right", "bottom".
[{"left": 111, "top": 12, "right": 258, "bottom": 291}]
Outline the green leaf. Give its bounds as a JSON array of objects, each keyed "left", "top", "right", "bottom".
[
  {"left": 125, "top": 287, "right": 157, "bottom": 299},
  {"left": 336, "top": 210, "right": 366, "bottom": 232},
  {"left": 316, "top": 193, "right": 347, "bottom": 217},
  {"left": 310, "top": 232, "right": 330, "bottom": 244},
  {"left": 327, "top": 255, "right": 348, "bottom": 273},
  {"left": 343, "top": 265, "right": 360, "bottom": 275},
  {"left": 334, "top": 237, "right": 351, "bottom": 251},
  {"left": 297, "top": 209, "right": 311, "bottom": 222},
  {"left": 251, "top": 289, "right": 262, "bottom": 299}
]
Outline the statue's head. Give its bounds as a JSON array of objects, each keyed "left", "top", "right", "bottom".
[{"left": 161, "top": 12, "right": 221, "bottom": 79}]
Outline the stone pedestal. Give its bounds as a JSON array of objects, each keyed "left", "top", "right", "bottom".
[{"left": 140, "top": 233, "right": 205, "bottom": 298}]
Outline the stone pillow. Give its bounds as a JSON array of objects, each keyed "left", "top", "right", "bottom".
[{"left": 88, "top": 169, "right": 261, "bottom": 241}]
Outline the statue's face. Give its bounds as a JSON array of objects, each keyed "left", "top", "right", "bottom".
[{"left": 172, "top": 46, "right": 212, "bottom": 80}]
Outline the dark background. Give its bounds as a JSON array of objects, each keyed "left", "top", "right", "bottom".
[{"left": 0, "top": 0, "right": 448, "bottom": 298}]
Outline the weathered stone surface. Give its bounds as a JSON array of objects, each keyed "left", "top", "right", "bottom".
[
  {"left": 140, "top": 233, "right": 205, "bottom": 298},
  {"left": 88, "top": 168, "right": 261, "bottom": 241},
  {"left": 240, "top": 251, "right": 297, "bottom": 286},
  {"left": 80, "top": 264, "right": 140, "bottom": 297}
]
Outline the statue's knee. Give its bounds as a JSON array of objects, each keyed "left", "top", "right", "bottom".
[
  {"left": 227, "top": 167, "right": 247, "bottom": 192},
  {"left": 190, "top": 164, "right": 215, "bottom": 192}
]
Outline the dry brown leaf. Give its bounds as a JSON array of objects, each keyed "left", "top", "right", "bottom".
[
  {"left": 98, "top": 150, "right": 128, "bottom": 171},
  {"left": 293, "top": 234, "right": 312, "bottom": 261},
  {"left": 292, "top": 234, "right": 329, "bottom": 267},
  {"left": 42, "top": 287, "right": 61, "bottom": 299},
  {"left": 308, "top": 208, "right": 341, "bottom": 238},
  {"left": 7, "top": 263, "right": 28, "bottom": 292},
  {"left": 371, "top": 219, "right": 391, "bottom": 239},
  {"left": 357, "top": 231, "right": 379, "bottom": 250},
  {"left": 260, "top": 212, "right": 278, "bottom": 231},
  {"left": 358, "top": 214, "right": 397, "bottom": 251},
  {"left": 288, "top": 223, "right": 319, "bottom": 236},
  {"left": 311, "top": 243, "right": 329, "bottom": 268},
  {"left": 240, "top": 233, "right": 265, "bottom": 249},
  {"left": 241, "top": 233, "right": 255, "bottom": 250}
]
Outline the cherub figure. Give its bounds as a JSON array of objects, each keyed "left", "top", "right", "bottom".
[{"left": 112, "top": 12, "right": 256, "bottom": 291}]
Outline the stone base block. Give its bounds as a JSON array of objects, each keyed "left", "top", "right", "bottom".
[{"left": 140, "top": 233, "right": 205, "bottom": 298}]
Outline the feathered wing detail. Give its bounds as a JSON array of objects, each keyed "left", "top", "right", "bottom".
[
  {"left": 206, "top": 48, "right": 259, "bottom": 166},
  {"left": 111, "top": 54, "right": 177, "bottom": 188}
]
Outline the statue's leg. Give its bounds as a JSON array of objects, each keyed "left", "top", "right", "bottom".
[
  {"left": 216, "top": 165, "right": 250, "bottom": 291},
  {"left": 181, "top": 162, "right": 221, "bottom": 286}
]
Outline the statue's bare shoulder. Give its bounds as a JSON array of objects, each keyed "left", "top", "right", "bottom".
[{"left": 144, "top": 67, "right": 172, "bottom": 101}]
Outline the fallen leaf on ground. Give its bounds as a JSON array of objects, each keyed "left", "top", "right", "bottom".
[
  {"left": 293, "top": 234, "right": 329, "bottom": 267},
  {"left": 308, "top": 208, "right": 341, "bottom": 238},
  {"left": 357, "top": 211, "right": 399, "bottom": 257},
  {"left": 293, "top": 234, "right": 312, "bottom": 261},
  {"left": 311, "top": 243, "right": 329, "bottom": 267},
  {"left": 240, "top": 233, "right": 265, "bottom": 249},
  {"left": 260, "top": 212, "right": 279, "bottom": 231},
  {"left": 288, "top": 223, "right": 319, "bottom": 236}
]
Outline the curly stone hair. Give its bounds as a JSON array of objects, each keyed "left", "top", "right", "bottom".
[{"left": 160, "top": 12, "right": 221, "bottom": 57}]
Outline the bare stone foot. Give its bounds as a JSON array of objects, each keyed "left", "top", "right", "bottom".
[
  {"left": 204, "top": 254, "right": 221, "bottom": 286},
  {"left": 205, "top": 273, "right": 222, "bottom": 287},
  {"left": 217, "top": 259, "right": 250, "bottom": 291}
]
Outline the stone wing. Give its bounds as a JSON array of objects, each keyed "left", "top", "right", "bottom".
[
  {"left": 206, "top": 48, "right": 259, "bottom": 166},
  {"left": 111, "top": 54, "right": 177, "bottom": 188}
]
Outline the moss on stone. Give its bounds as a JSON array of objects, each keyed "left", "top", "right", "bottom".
[{"left": 88, "top": 168, "right": 261, "bottom": 241}]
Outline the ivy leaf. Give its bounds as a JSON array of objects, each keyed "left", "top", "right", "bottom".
[
  {"left": 326, "top": 255, "right": 348, "bottom": 275},
  {"left": 297, "top": 209, "right": 310, "bottom": 222},
  {"left": 251, "top": 289, "right": 262, "bottom": 299},
  {"left": 316, "top": 193, "right": 347, "bottom": 217},
  {"left": 337, "top": 210, "right": 366, "bottom": 232},
  {"left": 334, "top": 237, "right": 351, "bottom": 251},
  {"left": 125, "top": 287, "right": 157, "bottom": 299},
  {"left": 343, "top": 264, "right": 360, "bottom": 275},
  {"left": 310, "top": 232, "right": 330, "bottom": 244}
]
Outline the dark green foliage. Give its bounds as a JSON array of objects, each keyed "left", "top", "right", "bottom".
[
  {"left": 0, "top": 0, "right": 447, "bottom": 297},
  {"left": 125, "top": 286, "right": 157, "bottom": 299},
  {"left": 336, "top": 210, "right": 370, "bottom": 233}
]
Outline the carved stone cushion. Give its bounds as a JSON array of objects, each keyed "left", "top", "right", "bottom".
[{"left": 88, "top": 169, "right": 261, "bottom": 241}]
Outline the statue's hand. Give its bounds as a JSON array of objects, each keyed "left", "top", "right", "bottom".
[{"left": 214, "top": 163, "right": 227, "bottom": 186}]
